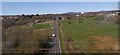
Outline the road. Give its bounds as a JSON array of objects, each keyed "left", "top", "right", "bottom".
[{"left": 50, "top": 17, "right": 62, "bottom": 55}]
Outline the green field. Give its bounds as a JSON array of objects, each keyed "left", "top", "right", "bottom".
[
  {"left": 33, "top": 24, "right": 51, "bottom": 29},
  {"left": 59, "top": 17, "right": 118, "bottom": 53}
]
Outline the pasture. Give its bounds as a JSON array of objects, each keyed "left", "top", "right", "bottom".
[
  {"left": 33, "top": 23, "right": 51, "bottom": 29},
  {"left": 59, "top": 17, "right": 118, "bottom": 53}
]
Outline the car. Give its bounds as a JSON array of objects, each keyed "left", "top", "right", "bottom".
[{"left": 52, "top": 33, "right": 56, "bottom": 37}]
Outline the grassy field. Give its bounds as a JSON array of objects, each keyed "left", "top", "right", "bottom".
[
  {"left": 33, "top": 23, "right": 51, "bottom": 29},
  {"left": 59, "top": 17, "right": 118, "bottom": 53}
]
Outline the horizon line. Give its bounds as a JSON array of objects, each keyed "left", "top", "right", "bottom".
[{"left": 1, "top": 9, "right": 119, "bottom": 16}]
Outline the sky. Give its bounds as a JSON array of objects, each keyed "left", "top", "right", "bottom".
[
  {"left": 1, "top": 0, "right": 119, "bottom": 2},
  {"left": 1, "top": 2, "right": 118, "bottom": 15}
]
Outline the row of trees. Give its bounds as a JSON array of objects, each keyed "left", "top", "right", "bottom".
[
  {"left": 64, "top": 14, "right": 119, "bottom": 25},
  {"left": 2, "top": 14, "right": 56, "bottom": 29},
  {"left": 21, "top": 14, "right": 39, "bottom": 18}
]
